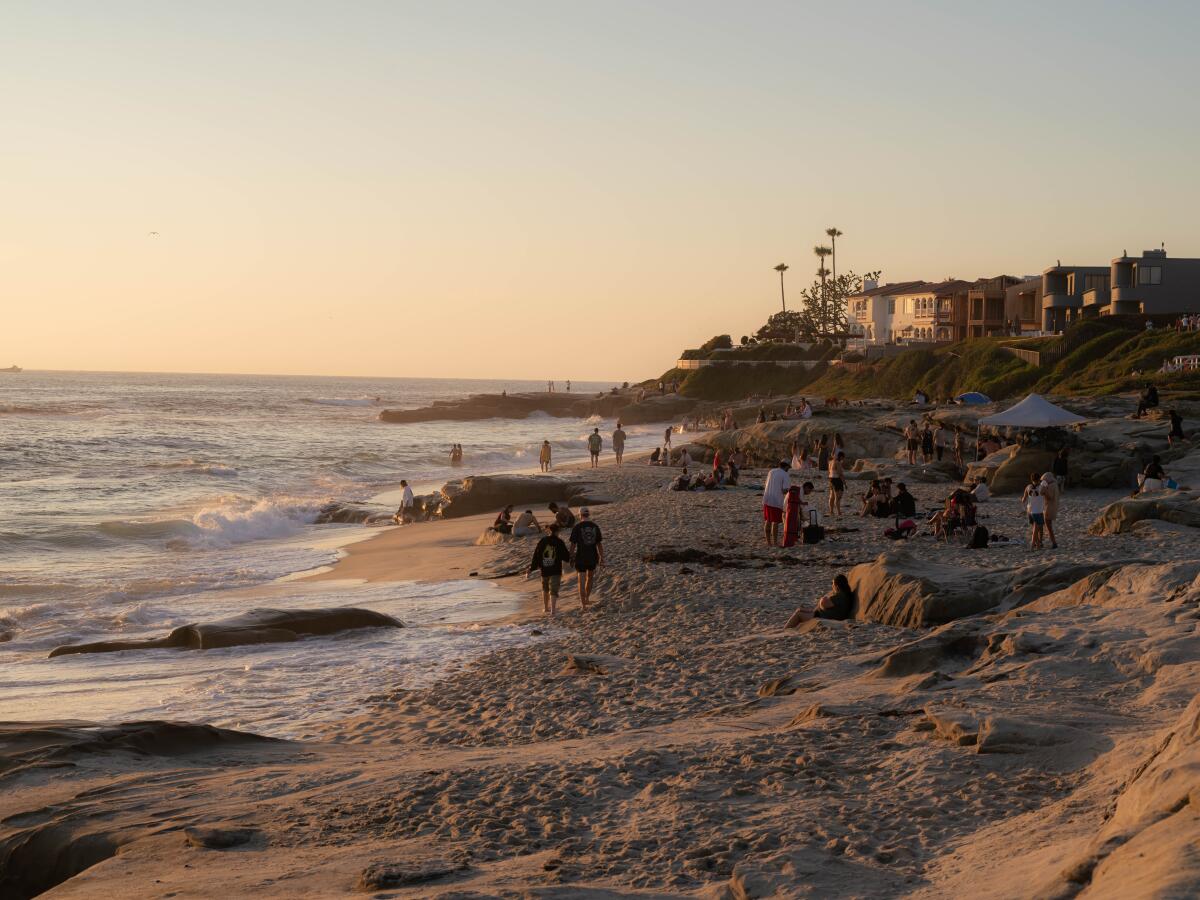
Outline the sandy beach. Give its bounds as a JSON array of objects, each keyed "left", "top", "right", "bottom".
[{"left": 5, "top": 433, "right": 1200, "bottom": 898}]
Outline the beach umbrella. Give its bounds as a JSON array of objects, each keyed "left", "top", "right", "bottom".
[{"left": 955, "top": 392, "right": 991, "bottom": 405}]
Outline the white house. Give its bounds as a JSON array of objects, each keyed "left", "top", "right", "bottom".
[{"left": 847, "top": 280, "right": 925, "bottom": 346}]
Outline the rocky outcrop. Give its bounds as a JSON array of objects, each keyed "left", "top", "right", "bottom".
[
  {"left": 436, "top": 474, "right": 603, "bottom": 519},
  {"left": 1089, "top": 490, "right": 1200, "bottom": 535},
  {"left": 378, "top": 390, "right": 698, "bottom": 426},
  {"left": 48, "top": 607, "right": 402, "bottom": 657},
  {"left": 848, "top": 550, "right": 1114, "bottom": 628}
]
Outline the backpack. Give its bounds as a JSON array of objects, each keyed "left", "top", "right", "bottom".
[{"left": 965, "top": 524, "right": 989, "bottom": 549}]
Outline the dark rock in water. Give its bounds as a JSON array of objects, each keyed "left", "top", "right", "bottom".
[
  {"left": 184, "top": 826, "right": 261, "bottom": 849},
  {"left": 48, "top": 607, "right": 402, "bottom": 657},
  {"left": 356, "top": 860, "right": 468, "bottom": 890},
  {"left": 377, "top": 389, "right": 690, "bottom": 425},
  {"left": 437, "top": 474, "right": 600, "bottom": 519},
  {"left": 314, "top": 502, "right": 394, "bottom": 525}
]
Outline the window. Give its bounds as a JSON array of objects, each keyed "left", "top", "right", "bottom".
[
  {"left": 1138, "top": 266, "right": 1162, "bottom": 285},
  {"left": 1084, "top": 273, "right": 1110, "bottom": 292},
  {"left": 887, "top": 298, "right": 895, "bottom": 313},
  {"left": 1067, "top": 273, "right": 1075, "bottom": 295}
]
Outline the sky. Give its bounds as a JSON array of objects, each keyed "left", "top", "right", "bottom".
[{"left": 3, "top": 0, "right": 1200, "bottom": 380}]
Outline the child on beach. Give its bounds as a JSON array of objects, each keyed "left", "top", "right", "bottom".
[
  {"left": 539, "top": 440, "right": 552, "bottom": 472},
  {"left": 528, "top": 524, "right": 571, "bottom": 617}
]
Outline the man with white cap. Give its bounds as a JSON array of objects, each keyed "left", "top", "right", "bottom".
[{"left": 569, "top": 507, "right": 604, "bottom": 609}]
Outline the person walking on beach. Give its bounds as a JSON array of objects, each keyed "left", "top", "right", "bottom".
[
  {"left": 547, "top": 380, "right": 554, "bottom": 393},
  {"left": 828, "top": 450, "right": 846, "bottom": 517},
  {"left": 663, "top": 426, "right": 673, "bottom": 451},
  {"left": 1023, "top": 474, "right": 1046, "bottom": 550},
  {"left": 762, "top": 460, "right": 790, "bottom": 546},
  {"left": 612, "top": 423, "right": 627, "bottom": 466},
  {"left": 394, "top": 480, "right": 414, "bottom": 524},
  {"left": 539, "top": 440, "right": 552, "bottom": 472},
  {"left": 569, "top": 507, "right": 603, "bottom": 610},
  {"left": 1039, "top": 472, "right": 1060, "bottom": 549},
  {"left": 566, "top": 380, "right": 571, "bottom": 392},
  {"left": 587, "top": 428, "right": 603, "bottom": 468},
  {"left": 528, "top": 524, "right": 571, "bottom": 617},
  {"left": 904, "top": 420, "right": 919, "bottom": 465},
  {"left": 953, "top": 431, "right": 965, "bottom": 471},
  {"left": 817, "top": 436, "right": 830, "bottom": 477}
]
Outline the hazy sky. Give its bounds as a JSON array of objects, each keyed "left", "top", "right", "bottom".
[{"left": 4, "top": 1, "right": 1199, "bottom": 380}]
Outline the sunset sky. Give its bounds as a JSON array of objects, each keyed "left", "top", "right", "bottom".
[{"left": 4, "top": 1, "right": 1199, "bottom": 380}]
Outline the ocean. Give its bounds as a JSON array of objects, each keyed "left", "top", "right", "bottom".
[{"left": 0, "top": 371, "right": 663, "bottom": 737}]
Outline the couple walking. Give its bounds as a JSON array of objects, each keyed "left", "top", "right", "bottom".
[{"left": 527, "top": 508, "right": 605, "bottom": 615}]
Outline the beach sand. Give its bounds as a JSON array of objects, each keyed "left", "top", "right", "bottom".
[{"left": 6, "top": 448, "right": 1200, "bottom": 898}]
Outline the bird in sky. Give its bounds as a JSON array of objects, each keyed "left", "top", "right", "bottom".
[{"left": 148, "top": 231, "right": 159, "bottom": 236}]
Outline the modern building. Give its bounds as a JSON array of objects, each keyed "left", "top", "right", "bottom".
[
  {"left": 967, "top": 275, "right": 1022, "bottom": 337},
  {"left": 1109, "top": 249, "right": 1200, "bottom": 316},
  {"left": 1041, "top": 264, "right": 1109, "bottom": 331},
  {"left": 1006, "top": 277, "right": 1043, "bottom": 334}
]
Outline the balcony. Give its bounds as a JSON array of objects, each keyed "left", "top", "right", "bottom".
[{"left": 1042, "top": 292, "right": 1081, "bottom": 310}]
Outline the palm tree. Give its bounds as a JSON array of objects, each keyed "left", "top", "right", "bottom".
[
  {"left": 825, "top": 227, "right": 843, "bottom": 280},
  {"left": 774, "top": 263, "right": 789, "bottom": 312},
  {"left": 814, "top": 245, "right": 832, "bottom": 328}
]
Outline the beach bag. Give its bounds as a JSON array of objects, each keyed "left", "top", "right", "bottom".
[
  {"left": 964, "top": 525, "right": 989, "bottom": 549},
  {"left": 884, "top": 518, "right": 915, "bottom": 540}
]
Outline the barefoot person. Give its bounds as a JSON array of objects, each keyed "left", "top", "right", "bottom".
[
  {"left": 1023, "top": 474, "right": 1046, "bottom": 550},
  {"left": 612, "top": 423, "right": 627, "bottom": 466},
  {"left": 569, "top": 507, "right": 604, "bottom": 610},
  {"left": 587, "top": 428, "right": 603, "bottom": 468},
  {"left": 528, "top": 524, "right": 571, "bottom": 617},
  {"left": 828, "top": 450, "right": 845, "bottom": 518},
  {"left": 394, "top": 479, "right": 414, "bottom": 524},
  {"left": 1039, "top": 472, "right": 1060, "bottom": 549},
  {"left": 784, "top": 574, "right": 856, "bottom": 627},
  {"left": 762, "top": 460, "right": 790, "bottom": 546},
  {"left": 539, "top": 440, "right": 552, "bottom": 472},
  {"left": 904, "top": 420, "right": 919, "bottom": 465}
]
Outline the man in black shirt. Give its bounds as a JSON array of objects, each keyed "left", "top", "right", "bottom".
[
  {"left": 569, "top": 507, "right": 604, "bottom": 610},
  {"left": 528, "top": 525, "right": 572, "bottom": 617},
  {"left": 892, "top": 482, "right": 917, "bottom": 518}
]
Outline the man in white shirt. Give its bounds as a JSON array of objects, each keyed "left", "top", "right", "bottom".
[
  {"left": 395, "top": 480, "right": 415, "bottom": 524},
  {"left": 971, "top": 478, "right": 990, "bottom": 503},
  {"left": 762, "top": 460, "right": 790, "bottom": 546}
]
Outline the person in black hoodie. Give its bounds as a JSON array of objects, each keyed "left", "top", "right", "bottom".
[
  {"left": 892, "top": 483, "right": 917, "bottom": 518},
  {"left": 528, "top": 524, "right": 572, "bottom": 617}
]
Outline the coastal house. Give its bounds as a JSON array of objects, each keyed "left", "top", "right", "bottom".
[
  {"left": 967, "top": 275, "right": 1022, "bottom": 337},
  {"left": 1006, "top": 277, "right": 1044, "bottom": 334},
  {"left": 890, "top": 280, "right": 973, "bottom": 344},
  {"left": 847, "top": 280, "right": 924, "bottom": 345},
  {"left": 1107, "top": 249, "right": 1200, "bottom": 317},
  {"left": 1041, "top": 264, "right": 1110, "bottom": 331}
]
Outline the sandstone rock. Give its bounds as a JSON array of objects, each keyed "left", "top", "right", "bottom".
[
  {"left": 437, "top": 474, "right": 599, "bottom": 519},
  {"left": 1023, "top": 561, "right": 1200, "bottom": 612},
  {"left": 184, "top": 826, "right": 260, "bottom": 849},
  {"left": 868, "top": 621, "right": 988, "bottom": 677},
  {"left": 1089, "top": 490, "right": 1200, "bottom": 535},
  {"left": 49, "top": 607, "right": 402, "bottom": 657},
  {"left": 357, "top": 860, "right": 467, "bottom": 891}
]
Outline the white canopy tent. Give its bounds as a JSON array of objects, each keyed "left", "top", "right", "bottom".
[{"left": 978, "top": 393, "right": 1087, "bottom": 428}]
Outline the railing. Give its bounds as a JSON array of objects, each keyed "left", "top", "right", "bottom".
[{"left": 675, "top": 358, "right": 821, "bottom": 370}]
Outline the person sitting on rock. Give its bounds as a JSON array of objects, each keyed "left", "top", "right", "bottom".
[
  {"left": 785, "top": 574, "right": 856, "bottom": 627},
  {"left": 512, "top": 509, "right": 541, "bottom": 537},
  {"left": 548, "top": 501, "right": 575, "bottom": 529},
  {"left": 1139, "top": 456, "right": 1169, "bottom": 494},
  {"left": 492, "top": 505, "right": 514, "bottom": 534}
]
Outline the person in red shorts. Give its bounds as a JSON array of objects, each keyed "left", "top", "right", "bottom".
[{"left": 762, "top": 460, "right": 790, "bottom": 546}]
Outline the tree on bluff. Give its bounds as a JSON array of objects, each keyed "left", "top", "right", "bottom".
[{"left": 756, "top": 270, "right": 880, "bottom": 341}]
